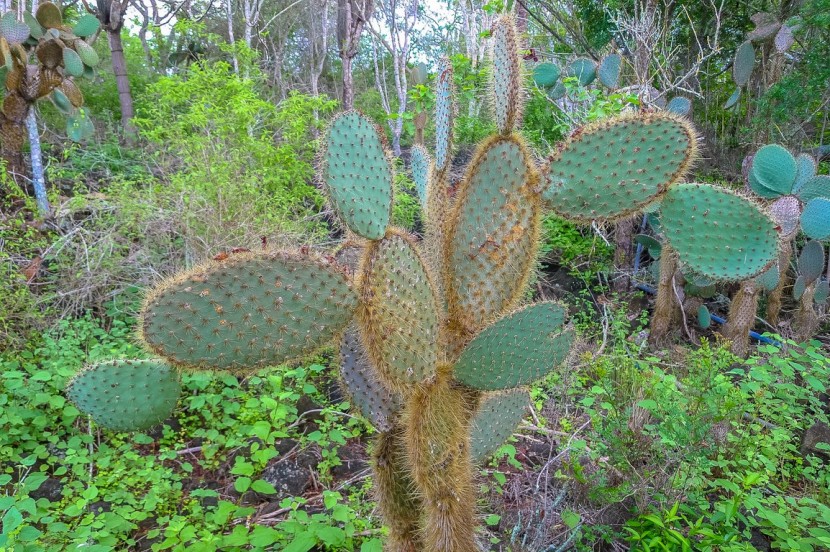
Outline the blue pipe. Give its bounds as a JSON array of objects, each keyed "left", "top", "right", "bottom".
[{"left": 634, "top": 282, "right": 781, "bottom": 346}]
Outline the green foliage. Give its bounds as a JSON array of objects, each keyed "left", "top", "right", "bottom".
[
  {"left": 539, "top": 214, "right": 613, "bottom": 277},
  {"left": 136, "top": 62, "right": 334, "bottom": 240}
]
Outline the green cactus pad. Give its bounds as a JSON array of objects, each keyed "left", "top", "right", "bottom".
[
  {"left": 74, "top": 40, "right": 99, "bottom": 67},
  {"left": 35, "top": 2, "right": 62, "bottom": 28},
  {"left": 659, "top": 183, "right": 779, "bottom": 281},
  {"left": 733, "top": 41, "right": 755, "bottom": 86},
  {"left": 410, "top": 144, "right": 430, "bottom": 208},
  {"left": 445, "top": 135, "right": 539, "bottom": 333},
  {"left": 769, "top": 196, "right": 801, "bottom": 238},
  {"left": 792, "top": 154, "right": 817, "bottom": 194},
  {"left": 634, "top": 234, "right": 662, "bottom": 258},
  {"left": 434, "top": 57, "right": 454, "bottom": 174},
  {"left": 749, "top": 144, "right": 796, "bottom": 197},
  {"left": 801, "top": 198, "right": 830, "bottom": 240},
  {"left": 547, "top": 81, "right": 566, "bottom": 100},
  {"left": 453, "top": 302, "right": 573, "bottom": 391},
  {"left": 66, "top": 109, "right": 94, "bottom": 142},
  {"left": 543, "top": 112, "right": 696, "bottom": 222},
  {"left": 798, "top": 241, "right": 826, "bottom": 285},
  {"left": 1, "top": 13, "right": 31, "bottom": 45},
  {"left": 598, "top": 54, "right": 621, "bottom": 88},
  {"left": 666, "top": 97, "right": 692, "bottom": 117},
  {"left": 795, "top": 175, "right": 830, "bottom": 203},
  {"left": 532, "top": 62, "right": 560, "bottom": 88},
  {"left": 23, "top": 12, "right": 43, "bottom": 39},
  {"left": 62, "top": 47, "right": 84, "bottom": 77},
  {"left": 358, "top": 232, "right": 438, "bottom": 387},
  {"left": 815, "top": 279, "right": 829, "bottom": 305},
  {"left": 697, "top": 305, "right": 711, "bottom": 329},
  {"left": 72, "top": 14, "right": 100, "bottom": 38},
  {"left": 322, "top": 111, "right": 393, "bottom": 240},
  {"left": 470, "top": 389, "right": 529, "bottom": 463},
  {"left": 793, "top": 275, "right": 806, "bottom": 301},
  {"left": 755, "top": 263, "right": 780, "bottom": 292},
  {"left": 724, "top": 88, "right": 741, "bottom": 110},
  {"left": 339, "top": 327, "right": 398, "bottom": 431},
  {"left": 66, "top": 359, "right": 181, "bottom": 432},
  {"left": 51, "top": 88, "right": 73, "bottom": 114},
  {"left": 141, "top": 250, "right": 358, "bottom": 371},
  {"left": 568, "top": 58, "right": 596, "bottom": 87},
  {"left": 492, "top": 16, "right": 522, "bottom": 134}
]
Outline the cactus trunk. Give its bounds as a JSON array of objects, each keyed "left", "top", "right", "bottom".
[
  {"left": 650, "top": 246, "right": 682, "bottom": 346},
  {"left": 723, "top": 280, "right": 760, "bottom": 358}
]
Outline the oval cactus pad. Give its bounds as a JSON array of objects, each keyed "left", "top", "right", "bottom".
[
  {"left": 141, "top": 251, "right": 358, "bottom": 371},
  {"left": 67, "top": 359, "right": 181, "bottom": 432},
  {"left": 470, "top": 389, "right": 529, "bottom": 462},
  {"left": 543, "top": 112, "right": 696, "bottom": 222},
  {"left": 322, "top": 111, "right": 393, "bottom": 240},
  {"left": 659, "top": 183, "right": 779, "bottom": 281},
  {"left": 454, "top": 302, "right": 573, "bottom": 390}
]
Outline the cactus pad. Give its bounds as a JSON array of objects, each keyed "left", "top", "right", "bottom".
[
  {"left": 795, "top": 175, "right": 830, "bottom": 203},
  {"left": 697, "top": 305, "right": 711, "bottom": 329},
  {"left": 749, "top": 144, "right": 796, "bottom": 197},
  {"left": 141, "top": 251, "right": 358, "bottom": 371},
  {"left": 724, "top": 88, "right": 741, "bottom": 110},
  {"left": 470, "top": 389, "right": 529, "bottom": 462},
  {"left": 793, "top": 275, "right": 806, "bottom": 301},
  {"left": 659, "top": 183, "right": 779, "bottom": 281},
  {"left": 322, "top": 111, "right": 393, "bottom": 240},
  {"left": 548, "top": 80, "right": 566, "bottom": 100},
  {"left": 434, "top": 57, "right": 454, "bottom": 174},
  {"left": 769, "top": 196, "right": 801, "bottom": 238},
  {"left": 533, "top": 62, "right": 560, "bottom": 88},
  {"left": 792, "top": 154, "right": 817, "bottom": 193},
  {"left": 634, "top": 234, "right": 662, "bottom": 258},
  {"left": 801, "top": 198, "right": 830, "bottom": 240},
  {"left": 339, "top": 327, "right": 398, "bottom": 431},
  {"left": 410, "top": 144, "right": 430, "bottom": 208},
  {"left": 62, "top": 48, "right": 84, "bottom": 77},
  {"left": 755, "top": 263, "right": 780, "bottom": 292},
  {"left": 815, "top": 279, "right": 829, "bottom": 305},
  {"left": 568, "top": 58, "right": 596, "bottom": 86},
  {"left": 666, "top": 97, "right": 692, "bottom": 117},
  {"left": 1, "top": 13, "right": 31, "bottom": 45},
  {"left": 35, "top": 3, "right": 62, "bottom": 28},
  {"left": 445, "top": 135, "right": 540, "bottom": 333},
  {"left": 453, "top": 302, "right": 573, "bottom": 390},
  {"left": 74, "top": 40, "right": 99, "bottom": 67},
  {"left": 733, "top": 41, "right": 755, "bottom": 86},
  {"left": 358, "top": 232, "right": 438, "bottom": 387},
  {"left": 491, "top": 16, "right": 522, "bottom": 134},
  {"left": 543, "top": 112, "right": 696, "bottom": 222},
  {"left": 798, "top": 240, "right": 826, "bottom": 284},
  {"left": 72, "top": 14, "right": 100, "bottom": 38},
  {"left": 598, "top": 54, "right": 621, "bottom": 88},
  {"left": 67, "top": 359, "right": 181, "bottom": 432}
]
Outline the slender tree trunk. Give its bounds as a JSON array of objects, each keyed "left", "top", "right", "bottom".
[
  {"left": 25, "top": 108, "right": 49, "bottom": 216},
  {"left": 226, "top": 0, "right": 240, "bottom": 74},
  {"left": 107, "top": 29, "right": 135, "bottom": 133},
  {"left": 342, "top": 55, "right": 354, "bottom": 109}
]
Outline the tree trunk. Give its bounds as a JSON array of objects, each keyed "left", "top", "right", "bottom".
[
  {"left": 794, "top": 285, "right": 819, "bottom": 343},
  {"left": 25, "top": 108, "right": 49, "bottom": 216},
  {"left": 107, "top": 28, "right": 135, "bottom": 134},
  {"left": 613, "top": 217, "right": 635, "bottom": 292},
  {"left": 342, "top": 54, "right": 354, "bottom": 109}
]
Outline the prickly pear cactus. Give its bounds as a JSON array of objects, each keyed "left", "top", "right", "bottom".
[
  {"left": 1, "top": 2, "right": 99, "bottom": 179},
  {"left": 65, "top": 14, "right": 714, "bottom": 551}
]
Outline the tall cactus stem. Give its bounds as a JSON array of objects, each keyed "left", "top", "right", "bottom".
[
  {"left": 765, "top": 239, "right": 792, "bottom": 326},
  {"left": 372, "top": 425, "right": 422, "bottom": 552},
  {"left": 403, "top": 365, "right": 478, "bottom": 552},
  {"left": 794, "top": 284, "right": 819, "bottom": 342},
  {"left": 722, "top": 280, "right": 760, "bottom": 358},
  {"left": 649, "top": 245, "right": 682, "bottom": 346}
]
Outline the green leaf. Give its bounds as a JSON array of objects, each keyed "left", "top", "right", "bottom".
[
  {"left": 561, "top": 510, "right": 581, "bottom": 529},
  {"left": 250, "top": 525, "right": 280, "bottom": 547},
  {"left": 233, "top": 477, "right": 251, "bottom": 493},
  {"left": 251, "top": 480, "right": 277, "bottom": 494},
  {"left": 485, "top": 514, "right": 501, "bottom": 526},
  {"left": 2, "top": 507, "right": 23, "bottom": 533},
  {"left": 283, "top": 531, "right": 317, "bottom": 552},
  {"left": 314, "top": 526, "right": 345, "bottom": 546},
  {"left": 360, "top": 539, "right": 384, "bottom": 552}
]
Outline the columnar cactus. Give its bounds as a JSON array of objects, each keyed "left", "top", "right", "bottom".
[{"left": 67, "top": 14, "right": 746, "bottom": 550}]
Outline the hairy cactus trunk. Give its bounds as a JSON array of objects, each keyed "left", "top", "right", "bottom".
[
  {"left": 794, "top": 285, "right": 819, "bottom": 342},
  {"left": 650, "top": 246, "right": 681, "bottom": 346},
  {"left": 723, "top": 280, "right": 759, "bottom": 358},
  {"left": 765, "top": 240, "right": 792, "bottom": 326}
]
